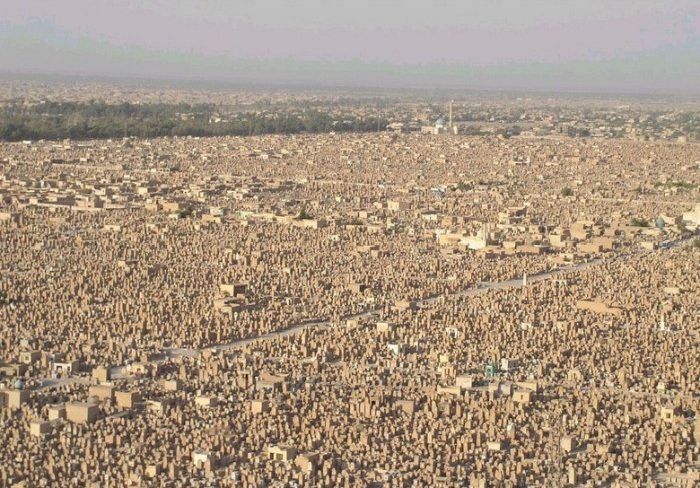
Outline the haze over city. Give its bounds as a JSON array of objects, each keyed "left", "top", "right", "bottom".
[{"left": 1, "top": 0, "right": 699, "bottom": 93}]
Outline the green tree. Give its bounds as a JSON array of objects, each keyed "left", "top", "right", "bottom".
[{"left": 631, "top": 217, "right": 650, "bottom": 227}]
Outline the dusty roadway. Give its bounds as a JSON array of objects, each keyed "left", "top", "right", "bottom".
[{"left": 34, "top": 236, "right": 693, "bottom": 388}]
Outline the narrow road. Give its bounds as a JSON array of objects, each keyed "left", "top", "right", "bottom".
[
  {"left": 155, "top": 235, "right": 696, "bottom": 356},
  {"left": 136, "top": 237, "right": 691, "bottom": 365},
  {"left": 33, "top": 235, "right": 693, "bottom": 387}
]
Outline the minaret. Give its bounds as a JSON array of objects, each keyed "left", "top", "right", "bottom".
[
  {"left": 523, "top": 273, "right": 528, "bottom": 287},
  {"left": 448, "top": 100, "right": 453, "bottom": 129}
]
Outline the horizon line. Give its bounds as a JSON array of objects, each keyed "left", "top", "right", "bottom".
[{"left": 2, "top": 70, "right": 700, "bottom": 100}]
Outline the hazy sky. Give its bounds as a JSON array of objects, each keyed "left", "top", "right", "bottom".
[{"left": 1, "top": 0, "right": 699, "bottom": 93}]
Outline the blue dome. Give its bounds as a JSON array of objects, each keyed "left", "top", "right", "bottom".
[{"left": 14, "top": 378, "right": 25, "bottom": 390}]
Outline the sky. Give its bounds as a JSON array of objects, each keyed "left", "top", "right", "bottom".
[{"left": 1, "top": 0, "right": 699, "bottom": 93}]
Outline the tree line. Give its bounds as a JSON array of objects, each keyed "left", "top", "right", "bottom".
[{"left": 0, "top": 101, "right": 389, "bottom": 141}]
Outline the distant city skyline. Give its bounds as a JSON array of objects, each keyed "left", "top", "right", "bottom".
[{"left": 1, "top": 0, "right": 699, "bottom": 93}]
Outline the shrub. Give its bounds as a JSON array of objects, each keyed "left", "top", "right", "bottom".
[{"left": 631, "top": 217, "right": 650, "bottom": 227}]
